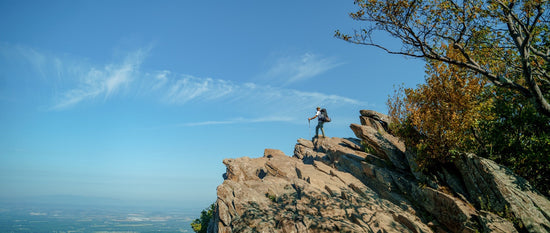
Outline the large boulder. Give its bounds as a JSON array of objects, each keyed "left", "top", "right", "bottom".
[
  {"left": 209, "top": 110, "right": 550, "bottom": 233},
  {"left": 349, "top": 123, "right": 409, "bottom": 172},
  {"left": 454, "top": 153, "right": 550, "bottom": 232},
  {"left": 211, "top": 148, "right": 433, "bottom": 233}
]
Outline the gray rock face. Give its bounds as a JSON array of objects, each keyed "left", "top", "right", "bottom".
[
  {"left": 454, "top": 154, "right": 550, "bottom": 232},
  {"left": 209, "top": 110, "right": 550, "bottom": 233}
]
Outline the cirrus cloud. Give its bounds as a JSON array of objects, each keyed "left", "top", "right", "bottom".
[
  {"left": 1, "top": 44, "right": 366, "bottom": 126},
  {"left": 261, "top": 52, "right": 343, "bottom": 85},
  {"left": 51, "top": 49, "right": 147, "bottom": 110}
]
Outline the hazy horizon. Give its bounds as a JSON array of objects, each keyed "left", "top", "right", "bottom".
[
  {"left": 1, "top": 194, "right": 209, "bottom": 210},
  {"left": 0, "top": 1, "right": 426, "bottom": 212}
]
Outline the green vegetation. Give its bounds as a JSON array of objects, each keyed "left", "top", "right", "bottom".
[
  {"left": 476, "top": 88, "right": 550, "bottom": 196},
  {"left": 386, "top": 48, "right": 550, "bottom": 197},
  {"left": 191, "top": 203, "right": 216, "bottom": 233},
  {"left": 338, "top": 0, "right": 550, "bottom": 196},
  {"left": 266, "top": 193, "right": 277, "bottom": 202},
  {"left": 337, "top": 0, "right": 550, "bottom": 117},
  {"left": 387, "top": 45, "right": 493, "bottom": 169},
  {"left": 360, "top": 141, "right": 377, "bottom": 155}
]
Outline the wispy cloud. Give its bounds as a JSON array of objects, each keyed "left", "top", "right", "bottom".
[
  {"left": 151, "top": 73, "right": 363, "bottom": 113},
  {"left": 182, "top": 116, "right": 295, "bottom": 127},
  {"left": 146, "top": 74, "right": 365, "bottom": 126},
  {"left": 0, "top": 43, "right": 59, "bottom": 81},
  {"left": 262, "top": 52, "right": 343, "bottom": 85},
  {"left": 2, "top": 44, "right": 366, "bottom": 126},
  {"left": 51, "top": 49, "right": 147, "bottom": 110},
  {"left": 158, "top": 75, "right": 237, "bottom": 105},
  {"left": 152, "top": 70, "right": 170, "bottom": 90}
]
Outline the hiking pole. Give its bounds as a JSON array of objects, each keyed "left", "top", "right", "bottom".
[{"left": 308, "top": 119, "right": 311, "bottom": 139}]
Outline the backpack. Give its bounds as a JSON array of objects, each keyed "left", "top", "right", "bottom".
[{"left": 320, "top": 108, "right": 331, "bottom": 122}]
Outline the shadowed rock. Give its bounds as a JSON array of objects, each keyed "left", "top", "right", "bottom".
[{"left": 208, "top": 110, "right": 550, "bottom": 233}]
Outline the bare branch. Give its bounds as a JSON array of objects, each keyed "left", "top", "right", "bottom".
[
  {"left": 531, "top": 46, "right": 550, "bottom": 62},
  {"left": 339, "top": 0, "right": 550, "bottom": 116}
]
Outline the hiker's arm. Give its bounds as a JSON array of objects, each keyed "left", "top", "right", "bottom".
[{"left": 309, "top": 115, "right": 317, "bottom": 120}]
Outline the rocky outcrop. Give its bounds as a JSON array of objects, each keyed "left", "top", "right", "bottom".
[{"left": 209, "top": 110, "right": 550, "bottom": 233}]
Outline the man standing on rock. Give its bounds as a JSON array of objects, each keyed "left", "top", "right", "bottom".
[{"left": 308, "top": 106, "right": 326, "bottom": 138}]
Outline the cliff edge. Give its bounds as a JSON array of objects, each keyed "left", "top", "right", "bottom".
[{"left": 208, "top": 110, "right": 550, "bottom": 233}]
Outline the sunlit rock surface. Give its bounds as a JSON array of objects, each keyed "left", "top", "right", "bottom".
[{"left": 209, "top": 110, "right": 550, "bottom": 233}]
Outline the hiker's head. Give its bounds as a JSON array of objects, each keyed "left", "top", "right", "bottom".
[{"left": 316, "top": 107, "right": 321, "bottom": 111}]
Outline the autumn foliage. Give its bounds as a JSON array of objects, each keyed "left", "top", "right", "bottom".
[
  {"left": 388, "top": 45, "right": 492, "bottom": 169},
  {"left": 387, "top": 44, "right": 550, "bottom": 195},
  {"left": 340, "top": 0, "right": 550, "bottom": 196},
  {"left": 337, "top": 0, "right": 550, "bottom": 117}
]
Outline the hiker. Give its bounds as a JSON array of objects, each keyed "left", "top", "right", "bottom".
[{"left": 308, "top": 107, "right": 330, "bottom": 138}]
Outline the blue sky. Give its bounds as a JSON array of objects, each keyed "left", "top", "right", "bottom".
[{"left": 0, "top": 1, "right": 425, "bottom": 209}]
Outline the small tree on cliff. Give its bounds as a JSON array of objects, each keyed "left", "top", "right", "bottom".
[
  {"left": 387, "top": 42, "right": 550, "bottom": 196},
  {"left": 387, "top": 45, "right": 492, "bottom": 169},
  {"left": 191, "top": 203, "right": 215, "bottom": 233},
  {"left": 336, "top": 0, "right": 550, "bottom": 118},
  {"left": 371, "top": 0, "right": 550, "bottom": 194},
  {"left": 476, "top": 87, "right": 550, "bottom": 196}
]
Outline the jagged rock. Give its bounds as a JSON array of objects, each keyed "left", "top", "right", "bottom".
[
  {"left": 350, "top": 123, "right": 409, "bottom": 171},
  {"left": 212, "top": 147, "right": 433, "bottom": 233},
  {"left": 209, "top": 110, "right": 550, "bottom": 233},
  {"left": 360, "top": 109, "right": 392, "bottom": 133},
  {"left": 454, "top": 153, "right": 550, "bottom": 232},
  {"left": 359, "top": 109, "right": 392, "bottom": 125}
]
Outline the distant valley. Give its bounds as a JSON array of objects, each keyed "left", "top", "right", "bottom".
[{"left": 0, "top": 197, "right": 196, "bottom": 232}]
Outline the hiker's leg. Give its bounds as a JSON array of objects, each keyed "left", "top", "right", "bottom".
[
  {"left": 315, "top": 123, "right": 320, "bottom": 137},
  {"left": 319, "top": 122, "right": 325, "bottom": 137}
]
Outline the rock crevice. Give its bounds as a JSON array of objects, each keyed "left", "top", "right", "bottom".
[{"left": 209, "top": 110, "right": 550, "bottom": 233}]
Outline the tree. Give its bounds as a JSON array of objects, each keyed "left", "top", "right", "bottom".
[
  {"left": 191, "top": 203, "right": 215, "bottom": 233},
  {"left": 475, "top": 87, "right": 550, "bottom": 196},
  {"left": 336, "top": 0, "right": 550, "bottom": 117},
  {"left": 387, "top": 45, "right": 492, "bottom": 169}
]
